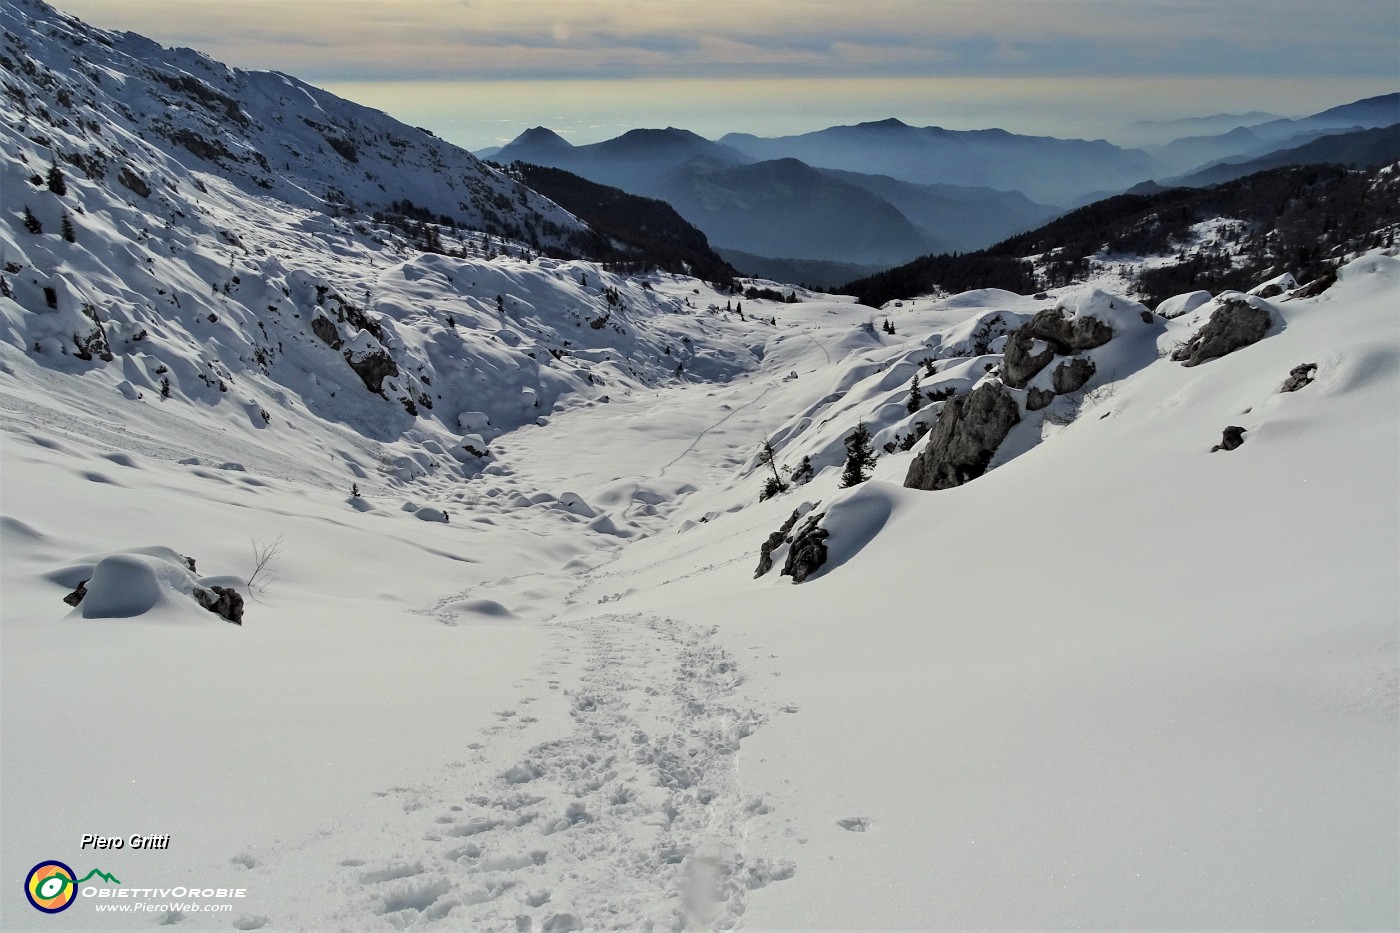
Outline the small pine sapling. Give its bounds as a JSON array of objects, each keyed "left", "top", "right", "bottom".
[
  {"left": 907, "top": 373, "right": 922, "bottom": 414},
  {"left": 790, "top": 455, "right": 814, "bottom": 485},
  {"left": 840, "top": 423, "right": 877, "bottom": 488},
  {"left": 758, "top": 437, "right": 789, "bottom": 501}
]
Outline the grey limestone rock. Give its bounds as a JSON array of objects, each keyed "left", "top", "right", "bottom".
[
  {"left": 1001, "top": 329, "right": 1056, "bottom": 388},
  {"left": 1051, "top": 356, "right": 1096, "bottom": 395},
  {"left": 781, "top": 512, "right": 829, "bottom": 583},
  {"left": 755, "top": 509, "right": 801, "bottom": 578},
  {"left": 344, "top": 346, "right": 399, "bottom": 395},
  {"left": 1172, "top": 298, "right": 1272, "bottom": 367},
  {"left": 194, "top": 585, "right": 245, "bottom": 624},
  {"left": 905, "top": 381, "right": 1021, "bottom": 490},
  {"left": 311, "top": 314, "right": 342, "bottom": 349}
]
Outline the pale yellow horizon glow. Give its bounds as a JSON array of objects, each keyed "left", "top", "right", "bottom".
[{"left": 36, "top": 0, "right": 1400, "bottom": 151}]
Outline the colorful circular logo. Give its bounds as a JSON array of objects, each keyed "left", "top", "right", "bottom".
[{"left": 25, "top": 861, "right": 77, "bottom": 913}]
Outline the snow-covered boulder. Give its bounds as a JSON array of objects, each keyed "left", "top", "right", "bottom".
[
  {"left": 1155, "top": 290, "right": 1212, "bottom": 320},
  {"left": 1249, "top": 272, "right": 1297, "bottom": 299}
]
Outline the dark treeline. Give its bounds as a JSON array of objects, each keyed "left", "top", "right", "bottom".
[{"left": 841, "top": 163, "right": 1400, "bottom": 308}]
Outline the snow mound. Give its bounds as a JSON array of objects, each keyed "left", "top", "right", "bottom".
[
  {"left": 76, "top": 550, "right": 199, "bottom": 619},
  {"left": 1156, "top": 290, "right": 1213, "bottom": 319}
]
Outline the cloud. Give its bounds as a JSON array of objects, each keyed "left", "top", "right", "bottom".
[{"left": 49, "top": 0, "right": 1400, "bottom": 84}]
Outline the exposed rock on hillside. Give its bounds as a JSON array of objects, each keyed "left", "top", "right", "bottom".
[
  {"left": 1281, "top": 362, "right": 1318, "bottom": 392},
  {"left": 1171, "top": 296, "right": 1273, "bottom": 366},
  {"left": 905, "top": 382, "right": 1021, "bottom": 491},
  {"left": 755, "top": 509, "right": 801, "bottom": 578},
  {"left": 781, "top": 512, "right": 830, "bottom": 583},
  {"left": 1212, "top": 426, "right": 1247, "bottom": 452},
  {"left": 1002, "top": 306, "right": 1112, "bottom": 392}
]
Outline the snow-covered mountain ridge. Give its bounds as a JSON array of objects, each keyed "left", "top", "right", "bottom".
[
  {"left": 1, "top": 0, "right": 584, "bottom": 246},
  {"left": 1, "top": 0, "right": 788, "bottom": 491}
]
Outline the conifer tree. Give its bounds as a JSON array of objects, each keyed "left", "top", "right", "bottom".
[
  {"left": 22, "top": 206, "right": 42, "bottom": 234},
  {"left": 61, "top": 211, "right": 75, "bottom": 243},
  {"left": 791, "top": 454, "right": 814, "bottom": 485},
  {"left": 907, "top": 373, "right": 922, "bottom": 414},
  {"left": 46, "top": 162, "right": 66, "bottom": 196},
  {"left": 758, "top": 438, "right": 788, "bottom": 501},
  {"left": 840, "top": 423, "right": 877, "bottom": 488}
]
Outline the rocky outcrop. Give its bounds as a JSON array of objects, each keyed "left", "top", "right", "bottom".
[
  {"left": 755, "top": 509, "right": 801, "bottom": 578},
  {"left": 1001, "top": 330, "right": 1057, "bottom": 388},
  {"left": 194, "top": 585, "right": 244, "bottom": 624},
  {"left": 781, "top": 512, "right": 829, "bottom": 583},
  {"left": 1002, "top": 307, "right": 1111, "bottom": 394},
  {"left": 1027, "top": 306, "right": 1114, "bottom": 354},
  {"left": 116, "top": 164, "right": 151, "bottom": 198},
  {"left": 1171, "top": 297, "right": 1272, "bottom": 367},
  {"left": 1051, "top": 356, "right": 1096, "bottom": 395},
  {"left": 1292, "top": 271, "right": 1336, "bottom": 299},
  {"left": 905, "top": 381, "right": 1021, "bottom": 490},
  {"left": 1280, "top": 363, "right": 1318, "bottom": 392},
  {"left": 1026, "top": 386, "right": 1056, "bottom": 412},
  {"left": 1211, "top": 426, "right": 1247, "bottom": 452},
  {"left": 311, "top": 314, "right": 342, "bottom": 349},
  {"left": 344, "top": 346, "right": 399, "bottom": 395}
]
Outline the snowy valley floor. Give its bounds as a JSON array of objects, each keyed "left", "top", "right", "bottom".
[{"left": 3, "top": 260, "right": 1399, "bottom": 930}]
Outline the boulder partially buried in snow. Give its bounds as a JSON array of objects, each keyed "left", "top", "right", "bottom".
[
  {"left": 1249, "top": 272, "right": 1297, "bottom": 299},
  {"left": 342, "top": 332, "right": 399, "bottom": 394},
  {"left": 55, "top": 547, "right": 244, "bottom": 623},
  {"left": 904, "top": 381, "right": 1021, "bottom": 491},
  {"left": 1171, "top": 295, "right": 1273, "bottom": 367}
]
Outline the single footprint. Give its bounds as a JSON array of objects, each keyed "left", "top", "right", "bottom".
[{"left": 837, "top": 817, "right": 872, "bottom": 832}]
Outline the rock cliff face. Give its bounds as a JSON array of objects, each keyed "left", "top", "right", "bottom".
[{"left": 904, "top": 382, "right": 1022, "bottom": 491}]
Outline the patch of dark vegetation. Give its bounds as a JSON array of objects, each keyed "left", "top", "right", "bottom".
[
  {"left": 842, "top": 164, "right": 1400, "bottom": 308},
  {"left": 504, "top": 162, "right": 739, "bottom": 287}
]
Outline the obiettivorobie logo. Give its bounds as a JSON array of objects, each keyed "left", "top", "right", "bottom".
[{"left": 24, "top": 860, "right": 121, "bottom": 913}]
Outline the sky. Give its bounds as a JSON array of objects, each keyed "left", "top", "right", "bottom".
[{"left": 44, "top": 0, "right": 1400, "bottom": 150}]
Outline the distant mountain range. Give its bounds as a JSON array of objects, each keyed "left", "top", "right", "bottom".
[
  {"left": 1118, "top": 111, "right": 1285, "bottom": 148},
  {"left": 1142, "top": 94, "right": 1400, "bottom": 174},
  {"left": 719, "top": 119, "right": 1162, "bottom": 205},
  {"left": 486, "top": 96, "right": 1397, "bottom": 284},
  {"left": 489, "top": 123, "right": 1060, "bottom": 280},
  {"left": 1170, "top": 124, "right": 1400, "bottom": 188}
]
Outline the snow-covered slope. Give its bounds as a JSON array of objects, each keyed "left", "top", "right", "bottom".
[
  {"left": 1, "top": 2, "right": 1396, "bottom": 929},
  {"left": 4, "top": 248, "right": 1396, "bottom": 929},
  {"left": 2, "top": 0, "right": 780, "bottom": 489},
  {"left": 1, "top": 0, "right": 583, "bottom": 247}
]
